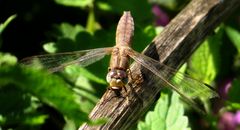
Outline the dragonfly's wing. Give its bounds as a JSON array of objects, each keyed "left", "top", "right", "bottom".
[
  {"left": 127, "top": 49, "right": 219, "bottom": 113},
  {"left": 21, "top": 47, "right": 113, "bottom": 73}
]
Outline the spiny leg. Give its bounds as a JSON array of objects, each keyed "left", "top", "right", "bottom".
[{"left": 126, "top": 69, "right": 144, "bottom": 107}]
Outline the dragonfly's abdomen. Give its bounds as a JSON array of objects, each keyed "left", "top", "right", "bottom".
[{"left": 116, "top": 11, "right": 134, "bottom": 47}]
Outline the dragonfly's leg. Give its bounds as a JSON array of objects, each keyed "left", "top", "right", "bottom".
[
  {"left": 126, "top": 69, "right": 144, "bottom": 107},
  {"left": 125, "top": 83, "right": 144, "bottom": 111},
  {"left": 121, "top": 85, "right": 130, "bottom": 104},
  {"left": 123, "top": 85, "right": 127, "bottom": 93},
  {"left": 127, "top": 69, "right": 134, "bottom": 82},
  {"left": 126, "top": 68, "right": 137, "bottom": 95}
]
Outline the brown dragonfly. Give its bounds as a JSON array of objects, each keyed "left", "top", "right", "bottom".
[{"left": 21, "top": 11, "right": 218, "bottom": 111}]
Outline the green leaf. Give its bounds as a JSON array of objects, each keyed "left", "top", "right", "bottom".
[
  {"left": 65, "top": 65, "right": 106, "bottom": 85},
  {"left": 86, "top": 8, "right": 98, "bottom": 34},
  {"left": 57, "top": 23, "right": 85, "bottom": 40},
  {"left": 97, "top": 2, "right": 112, "bottom": 11},
  {"left": 133, "top": 25, "right": 157, "bottom": 52},
  {"left": 43, "top": 23, "right": 89, "bottom": 53},
  {"left": 43, "top": 42, "right": 57, "bottom": 53},
  {"left": 0, "top": 52, "right": 17, "bottom": 65},
  {"left": 0, "top": 64, "right": 89, "bottom": 126},
  {"left": 189, "top": 28, "right": 222, "bottom": 84},
  {"left": 43, "top": 22, "right": 113, "bottom": 79},
  {"left": 63, "top": 65, "right": 105, "bottom": 113},
  {"left": 0, "top": 14, "right": 17, "bottom": 35},
  {"left": 226, "top": 101, "right": 240, "bottom": 111},
  {"left": 138, "top": 92, "right": 190, "bottom": 130},
  {"left": 225, "top": 26, "right": 240, "bottom": 53},
  {"left": 0, "top": 83, "right": 48, "bottom": 128},
  {"left": 54, "top": 0, "right": 93, "bottom": 8},
  {"left": 23, "top": 114, "right": 48, "bottom": 125},
  {"left": 171, "top": 63, "right": 187, "bottom": 84}
]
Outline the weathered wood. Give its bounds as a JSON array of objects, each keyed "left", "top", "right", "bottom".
[{"left": 79, "top": 0, "right": 240, "bottom": 129}]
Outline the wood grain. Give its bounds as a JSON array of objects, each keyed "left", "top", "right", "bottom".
[{"left": 79, "top": 0, "right": 240, "bottom": 129}]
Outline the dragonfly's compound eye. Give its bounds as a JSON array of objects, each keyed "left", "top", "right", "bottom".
[
  {"left": 106, "top": 70, "right": 117, "bottom": 83},
  {"left": 106, "top": 69, "right": 128, "bottom": 85},
  {"left": 117, "top": 70, "right": 128, "bottom": 84},
  {"left": 117, "top": 70, "right": 127, "bottom": 78}
]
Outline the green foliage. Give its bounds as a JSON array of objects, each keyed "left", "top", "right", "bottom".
[
  {"left": 54, "top": 0, "right": 93, "bottom": 8},
  {"left": 189, "top": 28, "right": 222, "bottom": 84},
  {"left": 0, "top": 15, "right": 16, "bottom": 47},
  {"left": 228, "top": 78, "right": 240, "bottom": 103},
  {"left": 0, "top": 0, "right": 240, "bottom": 129},
  {"left": 0, "top": 54, "right": 89, "bottom": 127},
  {"left": 138, "top": 92, "right": 190, "bottom": 130},
  {"left": 0, "top": 53, "right": 18, "bottom": 65},
  {"left": 225, "top": 26, "right": 240, "bottom": 53},
  {"left": 0, "top": 14, "right": 16, "bottom": 35}
]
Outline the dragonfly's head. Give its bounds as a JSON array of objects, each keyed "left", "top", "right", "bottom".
[{"left": 106, "top": 69, "right": 128, "bottom": 90}]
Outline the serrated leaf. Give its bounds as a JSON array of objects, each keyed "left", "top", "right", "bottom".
[
  {"left": 189, "top": 28, "right": 222, "bottom": 84},
  {"left": 166, "top": 93, "right": 188, "bottom": 130},
  {"left": 0, "top": 64, "right": 89, "bottom": 126},
  {"left": 138, "top": 92, "right": 190, "bottom": 130},
  {"left": 225, "top": 26, "right": 240, "bottom": 53}
]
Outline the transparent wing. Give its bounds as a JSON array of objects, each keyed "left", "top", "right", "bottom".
[
  {"left": 127, "top": 49, "right": 218, "bottom": 113},
  {"left": 21, "top": 47, "right": 113, "bottom": 72}
]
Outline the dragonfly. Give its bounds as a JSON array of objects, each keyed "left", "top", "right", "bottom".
[{"left": 21, "top": 11, "right": 218, "bottom": 112}]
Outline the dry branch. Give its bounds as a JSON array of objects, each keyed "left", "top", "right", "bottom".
[{"left": 80, "top": 0, "right": 240, "bottom": 129}]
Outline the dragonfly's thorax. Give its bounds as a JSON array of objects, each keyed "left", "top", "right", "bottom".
[
  {"left": 106, "top": 69, "right": 128, "bottom": 90},
  {"left": 109, "top": 46, "right": 130, "bottom": 70}
]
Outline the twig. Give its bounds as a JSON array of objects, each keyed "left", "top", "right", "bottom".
[{"left": 79, "top": 0, "right": 240, "bottom": 129}]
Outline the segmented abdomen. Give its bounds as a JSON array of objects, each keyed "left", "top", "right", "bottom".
[{"left": 115, "top": 11, "right": 134, "bottom": 47}]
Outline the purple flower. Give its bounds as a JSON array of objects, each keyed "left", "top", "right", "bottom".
[
  {"left": 152, "top": 5, "right": 169, "bottom": 26},
  {"left": 218, "top": 78, "right": 233, "bottom": 99},
  {"left": 213, "top": 78, "right": 233, "bottom": 113},
  {"left": 218, "top": 111, "right": 240, "bottom": 130},
  {"left": 234, "top": 111, "right": 240, "bottom": 124}
]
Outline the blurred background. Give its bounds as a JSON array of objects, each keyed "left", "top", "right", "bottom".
[{"left": 0, "top": 0, "right": 240, "bottom": 130}]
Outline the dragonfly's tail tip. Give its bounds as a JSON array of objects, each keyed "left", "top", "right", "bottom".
[{"left": 123, "top": 11, "right": 131, "bottom": 14}]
